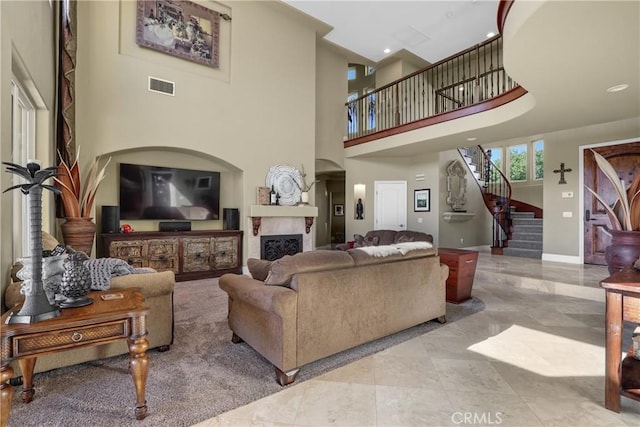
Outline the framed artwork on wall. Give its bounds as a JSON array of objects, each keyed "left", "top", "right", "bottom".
[
  {"left": 334, "top": 204, "right": 344, "bottom": 216},
  {"left": 136, "top": 0, "right": 220, "bottom": 68},
  {"left": 414, "top": 189, "right": 430, "bottom": 212}
]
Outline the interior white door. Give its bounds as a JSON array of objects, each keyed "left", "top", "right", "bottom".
[{"left": 374, "top": 181, "right": 407, "bottom": 230}]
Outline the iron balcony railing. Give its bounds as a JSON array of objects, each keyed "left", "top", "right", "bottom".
[{"left": 346, "top": 36, "right": 519, "bottom": 141}]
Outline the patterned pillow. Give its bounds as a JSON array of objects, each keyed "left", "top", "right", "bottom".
[{"left": 353, "top": 234, "right": 380, "bottom": 248}]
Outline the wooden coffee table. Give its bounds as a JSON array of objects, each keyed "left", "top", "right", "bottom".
[{"left": 0, "top": 288, "right": 150, "bottom": 426}]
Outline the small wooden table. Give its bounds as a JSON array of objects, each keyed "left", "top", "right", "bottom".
[
  {"left": 0, "top": 288, "right": 150, "bottom": 426},
  {"left": 600, "top": 269, "right": 640, "bottom": 412},
  {"left": 438, "top": 248, "right": 479, "bottom": 303}
]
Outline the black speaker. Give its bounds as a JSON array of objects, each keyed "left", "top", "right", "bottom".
[
  {"left": 223, "top": 208, "right": 239, "bottom": 230},
  {"left": 159, "top": 221, "right": 191, "bottom": 232},
  {"left": 101, "top": 205, "right": 120, "bottom": 233}
]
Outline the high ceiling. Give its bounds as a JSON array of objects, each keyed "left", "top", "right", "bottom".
[
  {"left": 283, "top": 1, "right": 639, "bottom": 158},
  {"left": 284, "top": 0, "right": 499, "bottom": 64}
]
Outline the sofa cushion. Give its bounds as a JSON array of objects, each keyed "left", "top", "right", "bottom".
[
  {"left": 264, "top": 250, "right": 355, "bottom": 286},
  {"left": 394, "top": 230, "right": 433, "bottom": 244},
  {"left": 353, "top": 234, "right": 379, "bottom": 248},
  {"left": 247, "top": 258, "right": 272, "bottom": 281},
  {"left": 365, "top": 230, "right": 397, "bottom": 245}
]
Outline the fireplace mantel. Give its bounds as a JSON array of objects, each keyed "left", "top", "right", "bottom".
[
  {"left": 249, "top": 205, "right": 318, "bottom": 236},
  {"left": 249, "top": 205, "right": 318, "bottom": 218}
]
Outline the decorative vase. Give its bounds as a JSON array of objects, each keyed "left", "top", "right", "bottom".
[
  {"left": 59, "top": 249, "right": 93, "bottom": 308},
  {"left": 605, "top": 230, "right": 640, "bottom": 274},
  {"left": 300, "top": 191, "right": 309, "bottom": 205},
  {"left": 61, "top": 217, "right": 97, "bottom": 256}
]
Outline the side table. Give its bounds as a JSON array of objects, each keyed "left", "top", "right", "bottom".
[
  {"left": 600, "top": 268, "right": 640, "bottom": 412},
  {"left": 0, "top": 288, "right": 150, "bottom": 426},
  {"left": 438, "top": 248, "right": 479, "bottom": 303}
]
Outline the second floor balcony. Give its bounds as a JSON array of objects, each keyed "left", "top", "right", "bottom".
[{"left": 345, "top": 35, "right": 527, "bottom": 147}]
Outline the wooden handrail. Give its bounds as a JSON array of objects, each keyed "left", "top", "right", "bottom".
[
  {"left": 344, "top": 35, "right": 503, "bottom": 106},
  {"left": 344, "top": 86, "right": 527, "bottom": 148},
  {"left": 497, "top": 0, "right": 515, "bottom": 34}
]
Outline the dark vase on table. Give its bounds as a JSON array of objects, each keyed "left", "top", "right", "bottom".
[{"left": 605, "top": 230, "right": 640, "bottom": 274}]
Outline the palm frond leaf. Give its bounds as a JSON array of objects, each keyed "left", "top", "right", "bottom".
[
  {"left": 591, "top": 150, "right": 631, "bottom": 230},
  {"left": 585, "top": 186, "right": 622, "bottom": 231}
]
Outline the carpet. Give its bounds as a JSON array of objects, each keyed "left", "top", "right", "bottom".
[{"left": 6, "top": 278, "right": 485, "bottom": 427}]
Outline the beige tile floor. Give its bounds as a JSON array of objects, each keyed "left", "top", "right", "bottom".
[{"left": 195, "top": 253, "right": 640, "bottom": 427}]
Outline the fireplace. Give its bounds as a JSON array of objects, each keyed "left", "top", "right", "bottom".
[{"left": 261, "top": 234, "right": 303, "bottom": 261}]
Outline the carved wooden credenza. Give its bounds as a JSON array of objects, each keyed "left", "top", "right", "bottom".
[{"left": 102, "top": 230, "right": 242, "bottom": 281}]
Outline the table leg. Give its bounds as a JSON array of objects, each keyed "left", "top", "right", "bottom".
[
  {"left": 604, "top": 291, "right": 623, "bottom": 412},
  {"left": 1, "top": 363, "right": 14, "bottom": 427},
  {"left": 128, "top": 336, "right": 149, "bottom": 420},
  {"left": 18, "top": 357, "right": 36, "bottom": 403}
]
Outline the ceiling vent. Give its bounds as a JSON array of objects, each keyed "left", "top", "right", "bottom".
[{"left": 148, "top": 76, "right": 175, "bottom": 96}]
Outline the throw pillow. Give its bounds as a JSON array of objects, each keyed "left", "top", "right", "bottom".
[
  {"left": 247, "top": 258, "right": 272, "bottom": 281},
  {"left": 353, "top": 234, "right": 380, "bottom": 248},
  {"left": 395, "top": 234, "right": 415, "bottom": 243}
]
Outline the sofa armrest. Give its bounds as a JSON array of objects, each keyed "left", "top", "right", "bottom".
[
  {"left": 219, "top": 274, "right": 296, "bottom": 318},
  {"left": 109, "top": 270, "right": 175, "bottom": 298}
]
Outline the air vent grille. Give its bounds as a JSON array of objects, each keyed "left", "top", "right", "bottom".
[{"left": 148, "top": 76, "right": 175, "bottom": 96}]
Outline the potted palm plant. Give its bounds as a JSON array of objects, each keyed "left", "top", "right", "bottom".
[
  {"left": 54, "top": 149, "right": 111, "bottom": 255},
  {"left": 584, "top": 149, "right": 640, "bottom": 273},
  {"left": 3, "top": 161, "right": 61, "bottom": 323}
]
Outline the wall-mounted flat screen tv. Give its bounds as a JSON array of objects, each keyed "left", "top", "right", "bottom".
[{"left": 119, "top": 163, "right": 220, "bottom": 220}]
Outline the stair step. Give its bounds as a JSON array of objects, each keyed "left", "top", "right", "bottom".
[
  {"left": 512, "top": 225, "right": 543, "bottom": 233},
  {"left": 512, "top": 218, "right": 542, "bottom": 226},
  {"left": 510, "top": 211, "right": 535, "bottom": 218},
  {"left": 511, "top": 231, "right": 543, "bottom": 241},
  {"left": 502, "top": 247, "right": 542, "bottom": 259}
]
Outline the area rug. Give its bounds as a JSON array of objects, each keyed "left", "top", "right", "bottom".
[{"left": 6, "top": 278, "right": 485, "bottom": 427}]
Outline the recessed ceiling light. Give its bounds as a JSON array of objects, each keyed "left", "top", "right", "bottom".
[
  {"left": 383, "top": 48, "right": 391, "bottom": 54},
  {"left": 606, "top": 84, "right": 629, "bottom": 93},
  {"left": 459, "top": 86, "right": 465, "bottom": 92},
  {"left": 486, "top": 32, "right": 496, "bottom": 38},
  {"left": 467, "top": 137, "right": 477, "bottom": 141}
]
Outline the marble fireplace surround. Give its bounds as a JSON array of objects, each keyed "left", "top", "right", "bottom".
[{"left": 247, "top": 205, "right": 319, "bottom": 260}]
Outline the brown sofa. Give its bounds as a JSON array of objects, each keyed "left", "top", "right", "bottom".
[
  {"left": 335, "top": 229, "right": 433, "bottom": 251},
  {"left": 4, "top": 265, "right": 175, "bottom": 379},
  {"left": 219, "top": 242, "right": 448, "bottom": 385}
]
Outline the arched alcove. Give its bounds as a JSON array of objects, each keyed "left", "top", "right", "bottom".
[{"left": 95, "top": 146, "right": 243, "bottom": 234}]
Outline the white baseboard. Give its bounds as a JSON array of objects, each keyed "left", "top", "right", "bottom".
[{"left": 542, "top": 253, "right": 581, "bottom": 264}]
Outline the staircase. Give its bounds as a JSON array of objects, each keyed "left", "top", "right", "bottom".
[
  {"left": 458, "top": 146, "right": 543, "bottom": 259},
  {"left": 503, "top": 209, "right": 543, "bottom": 259},
  {"left": 458, "top": 146, "right": 512, "bottom": 252}
]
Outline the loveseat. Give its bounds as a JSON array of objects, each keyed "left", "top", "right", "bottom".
[
  {"left": 3, "top": 236, "right": 176, "bottom": 379},
  {"left": 335, "top": 229, "right": 433, "bottom": 251},
  {"left": 219, "top": 242, "right": 448, "bottom": 385}
]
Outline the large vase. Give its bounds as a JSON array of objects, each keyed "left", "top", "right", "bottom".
[
  {"left": 605, "top": 230, "right": 640, "bottom": 274},
  {"left": 61, "top": 217, "right": 97, "bottom": 256}
]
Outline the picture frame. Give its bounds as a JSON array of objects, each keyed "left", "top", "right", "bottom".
[
  {"left": 257, "top": 187, "right": 270, "bottom": 205},
  {"left": 334, "top": 204, "right": 344, "bottom": 216},
  {"left": 136, "top": 0, "right": 220, "bottom": 69},
  {"left": 414, "top": 189, "right": 430, "bottom": 212}
]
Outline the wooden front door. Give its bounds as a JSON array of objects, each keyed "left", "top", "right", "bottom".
[{"left": 584, "top": 141, "right": 640, "bottom": 265}]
